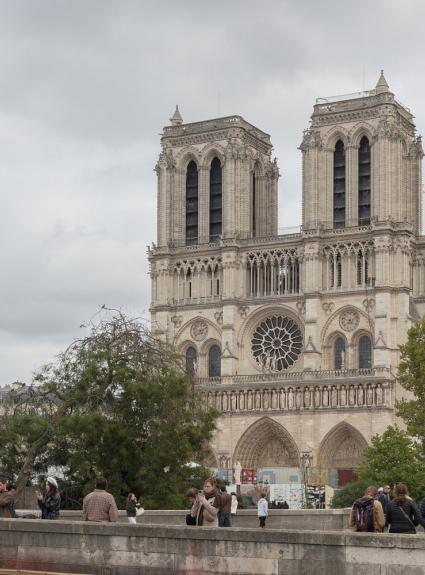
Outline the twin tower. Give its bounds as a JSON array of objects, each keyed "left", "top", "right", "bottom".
[{"left": 149, "top": 73, "right": 424, "bottom": 488}]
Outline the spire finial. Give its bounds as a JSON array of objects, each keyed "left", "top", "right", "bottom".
[
  {"left": 170, "top": 105, "right": 183, "bottom": 126},
  {"left": 375, "top": 70, "right": 389, "bottom": 94}
]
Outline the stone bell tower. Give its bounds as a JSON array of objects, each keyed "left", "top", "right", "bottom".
[
  {"left": 154, "top": 108, "right": 279, "bottom": 249},
  {"left": 301, "top": 71, "right": 423, "bottom": 233},
  {"left": 150, "top": 109, "right": 280, "bottom": 379}
]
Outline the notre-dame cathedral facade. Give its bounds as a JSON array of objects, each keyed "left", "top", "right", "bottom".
[{"left": 148, "top": 72, "right": 424, "bottom": 487}]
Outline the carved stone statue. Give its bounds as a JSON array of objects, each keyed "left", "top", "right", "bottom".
[{"left": 234, "top": 461, "right": 242, "bottom": 485}]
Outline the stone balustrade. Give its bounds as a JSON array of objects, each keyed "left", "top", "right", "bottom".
[
  {"left": 197, "top": 372, "right": 392, "bottom": 413},
  {"left": 196, "top": 367, "right": 392, "bottom": 385}
]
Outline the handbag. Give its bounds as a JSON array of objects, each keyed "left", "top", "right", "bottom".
[
  {"left": 185, "top": 513, "right": 196, "bottom": 525},
  {"left": 399, "top": 504, "right": 417, "bottom": 530},
  {"left": 136, "top": 507, "right": 145, "bottom": 517}
]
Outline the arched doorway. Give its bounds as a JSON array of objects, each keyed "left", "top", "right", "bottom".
[
  {"left": 232, "top": 417, "right": 299, "bottom": 483},
  {"left": 318, "top": 422, "right": 368, "bottom": 487}
]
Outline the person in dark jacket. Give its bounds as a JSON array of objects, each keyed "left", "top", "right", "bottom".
[
  {"left": 36, "top": 476, "right": 60, "bottom": 520},
  {"left": 378, "top": 485, "right": 391, "bottom": 520},
  {"left": 218, "top": 485, "right": 232, "bottom": 527},
  {"left": 6, "top": 483, "right": 17, "bottom": 518},
  {"left": 126, "top": 492, "right": 140, "bottom": 524},
  {"left": 386, "top": 483, "right": 425, "bottom": 534},
  {"left": 420, "top": 496, "right": 425, "bottom": 524}
]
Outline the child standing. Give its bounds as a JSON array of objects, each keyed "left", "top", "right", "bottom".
[{"left": 257, "top": 492, "right": 268, "bottom": 528}]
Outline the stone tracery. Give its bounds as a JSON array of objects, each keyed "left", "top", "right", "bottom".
[
  {"left": 251, "top": 315, "right": 303, "bottom": 372},
  {"left": 246, "top": 248, "right": 301, "bottom": 297}
]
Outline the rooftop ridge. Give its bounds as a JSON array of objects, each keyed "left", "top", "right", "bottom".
[{"left": 163, "top": 114, "right": 271, "bottom": 143}]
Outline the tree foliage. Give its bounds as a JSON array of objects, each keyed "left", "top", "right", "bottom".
[
  {"left": 397, "top": 317, "right": 425, "bottom": 442},
  {"left": 356, "top": 425, "right": 425, "bottom": 501},
  {"left": 0, "top": 310, "right": 218, "bottom": 508},
  {"left": 330, "top": 479, "right": 371, "bottom": 509}
]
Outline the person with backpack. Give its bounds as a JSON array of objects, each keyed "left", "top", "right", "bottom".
[
  {"left": 350, "top": 485, "right": 385, "bottom": 532},
  {"left": 386, "top": 483, "right": 425, "bottom": 534}
]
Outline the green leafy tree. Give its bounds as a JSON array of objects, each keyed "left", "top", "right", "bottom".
[
  {"left": 330, "top": 479, "right": 371, "bottom": 509},
  {"left": 355, "top": 425, "right": 425, "bottom": 501},
  {"left": 0, "top": 310, "right": 218, "bottom": 508},
  {"left": 397, "top": 317, "right": 425, "bottom": 442}
]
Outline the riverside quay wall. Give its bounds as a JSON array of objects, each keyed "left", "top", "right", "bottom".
[{"left": 1, "top": 520, "right": 425, "bottom": 575}]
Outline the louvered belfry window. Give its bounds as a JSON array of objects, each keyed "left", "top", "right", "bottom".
[
  {"left": 333, "top": 140, "right": 346, "bottom": 228},
  {"left": 252, "top": 172, "right": 257, "bottom": 237},
  {"left": 358, "top": 136, "right": 371, "bottom": 225},
  {"left": 186, "top": 161, "right": 198, "bottom": 245},
  {"left": 209, "top": 158, "right": 222, "bottom": 241}
]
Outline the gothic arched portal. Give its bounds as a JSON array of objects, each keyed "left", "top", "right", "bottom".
[
  {"left": 232, "top": 417, "right": 299, "bottom": 468},
  {"left": 318, "top": 422, "right": 368, "bottom": 486}
]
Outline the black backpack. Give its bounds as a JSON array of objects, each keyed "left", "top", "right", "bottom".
[{"left": 352, "top": 497, "right": 375, "bottom": 532}]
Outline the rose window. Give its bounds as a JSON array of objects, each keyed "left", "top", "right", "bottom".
[{"left": 251, "top": 316, "right": 302, "bottom": 372}]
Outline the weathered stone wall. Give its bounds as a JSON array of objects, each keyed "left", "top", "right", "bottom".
[
  {"left": 1, "top": 519, "right": 425, "bottom": 575},
  {"left": 17, "top": 508, "right": 351, "bottom": 530}
]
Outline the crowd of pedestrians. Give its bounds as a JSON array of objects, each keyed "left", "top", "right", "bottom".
[
  {"left": 350, "top": 482, "right": 425, "bottom": 534},
  {"left": 185, "top": 479, "right": 289, "bottom": 529},
  {"left": 0, "top": 474, "right": 134, "bottom": 524},
  {"left": 3, "top": 472, "right": 425, "bottom": 534}
]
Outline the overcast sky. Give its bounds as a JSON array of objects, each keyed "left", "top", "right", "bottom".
[{"left": 1, "top": 0, "right": 424, "bottom": 384}]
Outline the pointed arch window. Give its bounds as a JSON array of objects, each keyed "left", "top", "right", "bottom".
[
  {"left": 330, "top": 253, "right": 342, "bottom": 288},
  {"left": 186, "top": 161, "right": 198, "bottom": 245},
  {"left": 209, "top": 157, "right": 222, "bottom": 241},
  {"left": 358, "top": 136, "right": 371, "bottom": 225},
  {"left": 334, "top": 337, "right": 346, "bottom": 370},
  {"left": 252, "top": 172, "right": 257, "bottom": 237},
  {"left": 358, "top": 335, "right": 372, "bottom": 369},
  {"left": 357, "top": 253, "right": 369, "bottom": 286},
  {"left": 208, "top": 345, "right": 221, "bottom": 377},
  {"left": 186, "top": 346, "right": 197, "bottom": 376},
  {"left": 333, "top": 140, "right": 346, "bottom": 228}
]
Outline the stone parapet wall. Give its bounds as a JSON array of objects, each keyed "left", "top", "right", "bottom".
[
  {"left": 16, "top": 508, "right": 351, "bottom": 530},
  {"left": 1, "top": 519, "right": 425, "bottom": 574}
]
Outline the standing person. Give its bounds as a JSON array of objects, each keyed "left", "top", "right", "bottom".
[
  {"left": 257, "top": 492, "right": 268, "bottom": 529},
  {"left": 188, "top": 478, "right": 220, "bottom": 527},
  {"left": 36, "top": 477, "right": 60, "bottom": 520},
  {"left": 82, "top": 476, "right": 118, "bottom": 522},
  {"left": 0, "top": 477, "right": 15, "bottom": 519},
  {"left": 230, "top": 491, "right": 238, "bottom": 518},
  {"left": 218, "top": 485, "right": 232, "bottom": 527},
  {"left": 126, "top": 492, "right": 139, "bottom": 524},
  {"left": 7, "top": 484, "right": 17, "bottom": 518},
  {"left": 350, "top": 486, "right": 385, "bottom": 532},
  {"left": 282, "top": 500, "right": 289, "bottom": 510},
  {"left": 420, "top": 495, "right": 425, "bottom": 524},
  {"left": 386, "top": 483, "right": 425, "bottom": 534},
  {"left": 378, "top": 485, "right": 391, "bottom": 520}
]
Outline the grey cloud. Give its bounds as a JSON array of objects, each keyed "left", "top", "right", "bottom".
[{"left": 1, "top": 0, "right": 425, "bottom": 383}]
